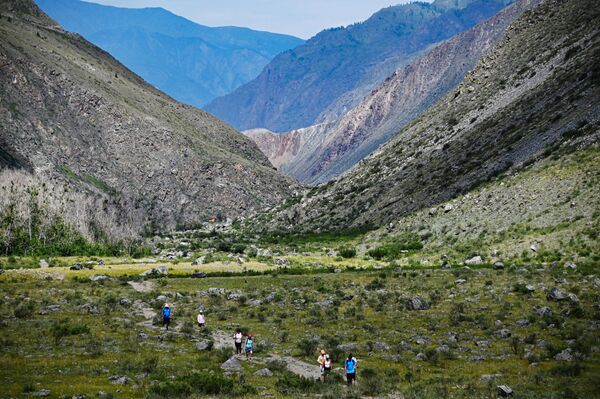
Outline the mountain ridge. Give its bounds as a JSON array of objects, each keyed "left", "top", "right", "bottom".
[
  {"left": 205, "top": 0, "right": 513, "bottom": 132},
  {"left": 34, "top": 0, "right": 304, "bottom": 107}
]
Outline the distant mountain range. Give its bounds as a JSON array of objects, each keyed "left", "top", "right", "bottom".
[
  {"left": 205, "top": 0, "right": 513, "bottom": 132},
  {"left": 249, "top": 0, "right": 541, "bottom": 184},
  {"left": 34, "top": 0, "right": 304, "bottom": 108},
  {"left": 262, "top": 0, "right": 600, "bottom": 233}
]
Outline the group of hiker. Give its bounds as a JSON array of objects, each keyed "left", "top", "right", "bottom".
[
  {"left": 319, "top": 349, "right": 359, "bottom": 385},
  {"left": 162, "top": 304, "right": 358, "bottom": 384}
]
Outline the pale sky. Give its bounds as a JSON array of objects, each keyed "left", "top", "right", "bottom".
[{"left": 86, "top": 0, "right": 421, "bottom": 39}]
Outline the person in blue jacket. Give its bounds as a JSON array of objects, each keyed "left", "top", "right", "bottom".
[
  {"left": 345, "top": 353, "right": 358, "bottom": 385},
  {"left": 162, "top": 303, "right": 171, "bottom": 330}
]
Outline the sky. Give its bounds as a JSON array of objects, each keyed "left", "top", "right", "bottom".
[{"left": 87, "top": 0, "right": 420, "bottom": 39}]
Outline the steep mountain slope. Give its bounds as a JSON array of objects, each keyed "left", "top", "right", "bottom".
[
  {"left": 259, "top": 0, "right": 599, "bottom": 233},
  {"left": 250, "top": 0, "right": 541, "bottom": 184},
  {"left": 35, "top": 0, "right": 304, "bottom": 107},
  {"left": 0, "top": 0, "right": 294, "bottom": 234},
  {"left": 206, "top": 0, "right": 513, "bottom": 132}
]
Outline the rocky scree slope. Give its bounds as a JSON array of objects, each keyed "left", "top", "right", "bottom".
[
  {"left": 206, "top": 0, "right": 513, "bottom": 132},
  {"left": 250, "top": 0, "right": 541, "bottom": 184},
  {"left": 35, "top": 0, "right": 304, "bottom": 108},
  {"left": 259, "top": 0, "right": 600, "bottom": 233},
  {"left": 0, "top": 0, "right": 294, "bottom": 233}
]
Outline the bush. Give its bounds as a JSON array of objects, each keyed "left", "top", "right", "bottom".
[
  {"left": 51, "top": 319, "right": 90, "bottom": 343},
  {"left": 275, "top": 372, "right": 322, "bottom": 395},
  {"left": 338, "top": 246, "right": 357, "bottom": 258},
  {"left": 147, "top": 371, "right": 253, "bottom": 398},
  {"left": 367, "top": 234, "right": 423, "bottom": 260},
  {"left": 14, "top": 302, "right": 35, "bottom": 319}
]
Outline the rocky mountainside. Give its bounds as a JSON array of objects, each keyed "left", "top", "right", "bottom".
[
  {"left": 0, "top": 0, "right": 294, "bottom": 234},
  {"left": 259, "top": 0, "right": 599, "bottom": 233},
  {"left": 35, "top": 0, "right": 303, "bottom": 108},
  {"left": 251, "top": 0, "right": 541, "bottom": 184},
  {"left": 206, "top": 0, "right": 513, "bottom": 132}
]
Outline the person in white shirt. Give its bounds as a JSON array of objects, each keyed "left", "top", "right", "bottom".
[
  {"left": 233, "top": 328, "right": 243, "bottom": 354},
  {"left": 197, "top": 310, "right": 205, "bottom": 328}
]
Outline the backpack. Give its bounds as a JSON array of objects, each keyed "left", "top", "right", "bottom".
[
  {"left": 163, "top": 307, "right": 171, "bottom": 318},
  {"left": 246, "top": 338, "right": 253, "bottom": 348},
  {"left": 324, "top": 358, "right": 332, "bottom": 370},
  {"left": 345, "top": 358, "right": 356, "bottom": 373}
]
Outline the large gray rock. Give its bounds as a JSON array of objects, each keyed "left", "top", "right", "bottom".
[
  {"left": 465, "top": 256, "right": 483, "bottom": 266},
  {"left": 406, "top": 296, "right": 430, "bottom": 311},
  {"left": 533, "top": 306, "right": 552, "bottom": 316},
  {"left": 221, "top": 356, "right": 243, "bottom": 372},
  {"left": 254, "top": 368, "right": 273, "bottom": 377},
  {"left": 547, "top": 288, "right": 567, "bottom": 301},
  {"left": 109, "top": 375, "right": 132, "bottom": 385},
  {"left": 554, "top": 348, "right": 573, "bottom": 362},
  {"left": 208, "top": 288, "right": 226, "bottom": 296},
  {"left": 39, "top": 259, "right": 49, "bottom": 268},
  {"left": 195, "top": 340, "right": 212, "bottom": 351}
]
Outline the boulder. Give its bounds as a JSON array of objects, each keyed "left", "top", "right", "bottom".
[
  {"left": 494, "top": 329, "right": 511, "bottom": 339},
  {"left": 227, "top": 292, "right": 243, "bottom": 301},
  {"left": 221, "top": 356, "right": 242, "bottom": 373},
  {"left": 120, "top": 298, "right": 132, "bottom": 306},
  {"left": 158, "top": 265, "right": 168, "bottom": 275},
  {"left": 465, "top": 256, "right": 483, "bottom": 266},
  {"left": 98, "top": 259, "right": 105, "bottom": 265},
  {"left": 39, "top": 259, "right": 49, "bottom": 268},
  {"left": 70, "top": 263, "right": 84, "bottom": 271},
  {"left": 547, "top": 288, "right": 567, "bottom": 301},
  {"left": 108, "top": 375, "right": 132, "bottom": 385},
  {"left": 498, "top": 385, "right": 513, "bottom": 397},
  {"left": 255, "top": 368, "right": 273, "bottom": 377},
  {"left": 191, "top": 272, "right": 207, "bottom": 278},
  {"left": 31, "top": 390, "right": 51, "bottom": 397},
  {"left": 0, "top": 269, "right": 4, "bottom": 275},
  {"left": 554, "top": 348, "right": 573, "bottom": 362},
  {"left": 80, "top": 303, "right": 101, "bottom": 315},
  {"left": 564, "top": 262, "right": 577, "bottom": 270},
  {"left": 337, "top": 343, "right": 358, "bottom": 352},
  {"left": 208, "top": 288, "right": 226, "bottom": 296},
  {"left": 493, "top": 261, "right": 504, "bottom": 270},
  {"left": 406, "top": 296, "right": 430, "bottom": 311},
  {"left": 274, "top": 258, "right": 289, "bottom": 266},
  {"left": 195, "top": 340, "right": 212, "bottom": 351},
  {"left": 455, "top": 279, "right": 467, "bottom": 285},
  {"left": 533, "top": 306, "right": 552, "bottom": 316},
  {"left": 443, "top": 204, "right": 453, "bottom": 213},
  {"left": 415, "top": 352, "right": 427, "bottom": 361},
  {"left": 89, "top": 274, "right": 108, "bottom": 282}
]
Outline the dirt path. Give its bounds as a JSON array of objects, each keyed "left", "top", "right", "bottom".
[{"left": 212, "top": 330, "right": 320, "bottom": 380}]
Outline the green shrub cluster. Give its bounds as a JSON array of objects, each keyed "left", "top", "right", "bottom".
[
  {"left": 367, "top": 234, "right": 423, "bottom": 260},
  {"left": 147, "top": 372, "right": 255, "bottom": 398}
]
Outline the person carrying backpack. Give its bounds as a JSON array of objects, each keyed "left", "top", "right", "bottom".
[
  {"left": 162, "top": 303, "right": 171, "bottom": 330},
  {"left": 233, "top": 328, "right": 243, "bottom": 354},
  {"left": 345, "top": 353, "right": 358, "bottom": 385},
  {"left": 245, "top": 332, "right": 254, "bottom": 360},
  {"left": 317, "top": 349, "right": 331, "bottom": 381}
]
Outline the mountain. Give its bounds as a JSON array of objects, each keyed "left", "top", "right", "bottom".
[
  {"left": 258, "top": 0, "right": 600, "bottom": 233},
  {"left": 34, "top": 0, "right": 304, "bottom": 108},
  {"left": 0, "top": 0, "right": 294, "bottom": 237},
  {"left": 205, "top": 0, "right": 513, "bottom": 132},
  {"left": 249, "top": 0, "right": 541, "bottom": 184}
]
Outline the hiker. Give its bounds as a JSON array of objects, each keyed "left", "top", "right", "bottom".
[
  {"left": 162, "top": 303, "right": 171, "bottom": 330},
  {"left": 233, "top": 328, "right": 243, "bottom": 354},
  {"left": 345, "top": 353, "right": 358, "bottom": 385},
  {"left": 245, "top": 332, "right": 254, "bottom": 360},
  {"left": 317, "top": 349, "right": 331, "bottom": 381},
  {"left": 197, "top": 310, "right": 205, "bottom": 328}
]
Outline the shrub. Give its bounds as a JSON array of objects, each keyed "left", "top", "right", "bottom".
[
  {"left": 14, "top": 302, "right": 35, "bottom": 319},
  {"left": 51, "top": 319, "right": 90, "bottom": 343},
  {"left": 338, "top": 246, "right": 357, "bottom": 258}
]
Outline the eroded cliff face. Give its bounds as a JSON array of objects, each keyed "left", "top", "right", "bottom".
[
  {"left": 260, "top": 0, "right": 600, "bottom": 233},
  {"left": 0, "top": 0, "right": 294, "bottom": 233},
  {"left": 249, "top": 0, "right": 542, "bottom": 185}
]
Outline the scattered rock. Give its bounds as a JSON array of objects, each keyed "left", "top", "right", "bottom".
[
  {"left": 564, "top": 262, "right": 577, "bottom": 270},
  {"left": 498, "top": 385, "right": 513, "bottom": 397},
  {"left": 89, "top": 274, "right": 108, "bottom": 282},
  {"left": 274, "top": 258, "right": 289, "bottom": 266},
  {"left": 208, "top": 288, "right": 226, "bottom": 296},
  {"left": 480, "top": 374, "right": 501, "bottom": 382},
  {"left": 465, "top": 256, "right": 483, "bottom": 266},
  {"left": 406, "top": 296, "right": 430, "bottom": 311},
  {"left": 547, "top": 288, "right": 567, "bottom": 301},
  {"left": 493, "top": 261, "right": 504, "bottom": 270},
  {"left": 494, "top": 329, "right": 512, "bottom": 339},
  {"left": 31, "top": 390, "right": 51, "bottom": 397},
  {"left": 80, "top": 303, "right": 101, "bottom": 315},
  {"left": 119, "top": 298, "right": 132, "bottom": 306},
  {"left": 221, "top": 356, "right": 242, "bottom": 373},
  {"left": 158, "top": 265, "right": 168, "bottom": 275},
  {"left": 516, "top": 319, "right": 530, "bottom": 327},
  {"left": 533, "top": 306, "right": 552, "bottom": 316},
  {"left": 530, "top": 245, "right": 538, "bottom": 252},
  {"left": 191, "top": 272, "right": 207, "bottom": 278},
  {"left": 469, "top": 355, "right": 485, "bottom": 361},
  {"left": 109, "top": 375, "right": 132, "bottom": 385},
  {"left": 567, "top": 293, "right": 579, "bottom": 303},
  {"left": 337, "top": 343, "right": 357, "bottom": 352},
  {"left": 443, "top": 204, "right": 453, "bottom": 213},
  {"left": 41, "top": 305, "right": 61, "bottom": 314},
  {"left": 255, "top": 368, "right": 273, "bottom": 377},
  {"left": 554, "top": 348, "right": 573, "bottom": 362},
  {"left": 476, "top": 340, "right": 490, "bottom": 347},
  {"left": 195, "top": 340, "right": 212, "bottom": 351},
  {"left": 455, "top": 279, "right": 467, "bottom": 285},
  {"left": 415, "top": 352, "right": 427, "bottom": 361},
  {"left": 39, "top": 259, "right": 49, "bottom": 268}
]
